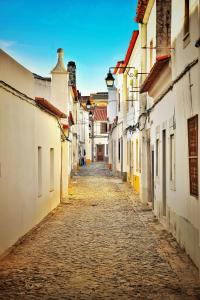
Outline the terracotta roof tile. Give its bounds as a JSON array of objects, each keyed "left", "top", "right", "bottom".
[
  {"left": 114, "top": 61, "right": 124, "bottom": 74},
  {"left": 122, "top": 30, "right": 139, "bottom": 72},
  {"left": 93, "top": 106, "right": 107, "bottom": 121},
  {"left": 140, "top": 55, "right": 171, "bottom": 93},
  {"left": 135, "top": 0, "right": 149, "bottom": 23},
  {"left": 35, "top": 97, "right": 67, "bottom": 118}
]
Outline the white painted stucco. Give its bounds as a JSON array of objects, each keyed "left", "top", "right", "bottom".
[{"left": 0, "top": 50, "right": 64, "bottom": 255}]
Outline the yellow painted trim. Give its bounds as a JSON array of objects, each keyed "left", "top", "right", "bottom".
[
  {"left": 133, "top": 175, "right": 140, "bottom": 193},
  {"left": 143, "top": 0, "right": 155, "bottom": 24}
]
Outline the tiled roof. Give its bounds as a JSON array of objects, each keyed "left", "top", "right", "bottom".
[
  {"left": 140, "top": 55, "right": 171, "bottom": 93},
  {"left": 135, "top": 0, "right": 149, "bottom": 23},
  {"left": 93, "top": 106, "right": 107, "bottom": 121},
  {"left": 113, "top": 61, "right": 124, "bottom": 75},
  {"left": 122, "top": 30, "right": 139, "bottom": 72},
  {"left": 113, "top": 31, "right": 138, "bottom": 76},
  {"left": 35, "top": 97, "right": 67, "bottom": 118}
]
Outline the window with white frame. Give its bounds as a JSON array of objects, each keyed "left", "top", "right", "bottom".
[
  {"left": 170, "top": 134, "right": 175, "bottom": 185},
  {"left": 156, "top": 139, "right": 159, "bottom": 177},
  {"left": 118, "top": 92, "right": 121, "bottom": 112},
  {"left": 50, "top": 148, "right": 54, "bottom": 192},
  {"left": 188, "top": 115, "right": 198, "bottom": 197},
  {"left": 38, "top": 146, "right": 42, "bottom": 197},
  {"left": 106, "top": 144, "right": 108, "bottom": 156},
  {"left": 100, "top": 122, "right": 107, "bottom": 134}
]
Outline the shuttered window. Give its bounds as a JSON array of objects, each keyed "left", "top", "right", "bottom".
[
  {"left": 188, "top": 115, "right": 198, "bottom": 197},
  {"left": 118, "top": 139, "right": 121, "bottom": 162},
  {"left": 156, "top": 139, "right": 159, "bottom": 176},
  {"left": 170, "top": 134, "right": 175, "bottom": 182},
  {"left": 100, "top": 122, "right": 107, "bottom": 134},
  {"left": 184, "top": 0, "right": 190, "bottom": 36}
]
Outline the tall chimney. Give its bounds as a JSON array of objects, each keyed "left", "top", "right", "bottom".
[
  {"left": 51, "top": 48, "right": 68, "bottom": 115},
  {"left": 51, "top": 48, "right": 68, "bottom": 74},
  {"left": 67, "top": 61, "right": 76, "bottom": 87}
]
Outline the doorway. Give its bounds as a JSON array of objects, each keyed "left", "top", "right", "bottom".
[
  {"left": 121, "top": 137, "right": 123, "bottom": 174},
  {"left": 113, "top": 140, "right": 116, "bottom": 172},
  {"left": 147, "top": 129, "right": 154, "bottom": 206},
  {"left": 162, "top": 129, "right": 166, "bottom": 216},
  {"left": 151, "top": 149, "right": 154, "bottom": 209},
  {"left": 97, "top": 144, "right": 105, "bottom": 161}
]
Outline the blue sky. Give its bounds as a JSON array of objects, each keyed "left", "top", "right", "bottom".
[{"left": 0, "top": 0, "right": 138, "bottom": 95}]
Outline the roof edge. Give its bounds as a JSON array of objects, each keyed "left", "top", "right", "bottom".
[{"left": 140, "top": 55, "right": 171, "bottom": 93}]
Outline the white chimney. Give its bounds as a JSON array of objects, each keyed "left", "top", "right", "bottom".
[{"left": 51, "top": 48, "right": 68, "bottom": 115}]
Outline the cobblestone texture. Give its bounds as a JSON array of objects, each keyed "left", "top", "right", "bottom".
[{"left": 0, "top": 162, "right": 200, "bottom": 299}]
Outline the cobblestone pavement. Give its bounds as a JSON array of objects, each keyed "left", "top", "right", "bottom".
[{"left": 0, "top": 162, "right": 200, "bottom": 300}]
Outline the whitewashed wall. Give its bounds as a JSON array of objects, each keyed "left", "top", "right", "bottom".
[
  {"left": 141, "top": 0, "right": 200, "bottom": 269},
  {"left": 0, "top": 50, "right": 62, "bottom": 255}
]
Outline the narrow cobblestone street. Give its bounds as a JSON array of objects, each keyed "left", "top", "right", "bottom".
[{"left": 0, "top": 163, "right": 200, "bottom": 300}]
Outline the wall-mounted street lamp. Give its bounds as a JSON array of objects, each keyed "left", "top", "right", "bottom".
[
  {"left": 105, "top": 70, "right": 115, "bottom": 88},
  {"left": 105, "top": 66, "right": 148, "bottom": 89},
  {"left": 86, "top": 99, "right": 92, "bottom": 110}
]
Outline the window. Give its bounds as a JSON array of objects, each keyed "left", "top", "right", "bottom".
[
  {"left": 38, "top": 146, "right": 42, "bottom": 197},
  {"left": 118, "top": 139, "right": 121, "bottom": 162},
  {"left": 188, "top": 115, "right": 198, "bottom": 197},
  {"left": 100, "top": 122, "right": 107, "bottom": 134},
  {"left": 156, "top": 139, "right": 159, "bottom": 176},
  {"left": 50, "top": 148, "right": 54, "bottom": 192},
  {"left": 150, "top": 39, "right": 153, "bottom": 69},
  {"left": 170, "top": 134, "right": 175, "bottom": 183},
  {"left": 127, "top": 141, "right": 130, "bottom": 166},
  {"left": 184, "top": 0, "right": 190, "bottom": 37},
  {"left": 106, "top": 144, "right": 108, "bottom": 156},
  {"left": 136, "top": 139, "right": 139, "bottom": 172},
  {"left": 118, "top": 92, "right": 121, "bottom": 112}
]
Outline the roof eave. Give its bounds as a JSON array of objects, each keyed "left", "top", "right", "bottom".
[{"left": 140, "top": 55, "right": 171, "bottom": 93}]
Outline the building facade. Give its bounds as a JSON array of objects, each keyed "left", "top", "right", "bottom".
[
  {"left": 0, "top": 48, "right": 87, "bottom": 257},
  {"left": 107, "top": 0, "right": 200, "bottom": 270}
]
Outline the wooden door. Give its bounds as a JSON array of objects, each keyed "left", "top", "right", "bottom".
[{"left": 97, "top": 145, "right": 105, "bottom": 161}]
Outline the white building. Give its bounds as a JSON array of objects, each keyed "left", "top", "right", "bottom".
[
  {"left": 107, "top": 30, "right": 141, "bottom": 190},
  {"left": 0, "top": 48, "right": 78, "bottom": 256},
  {"left": 91, "top": 106, "right": 109, "bottom": 162},
  {"left": 107, "top": 0, "right": 200, "bottom": 271},
  {"left": 77, "top": 103, "right": 91, "bottom": 166},
  {"left": 136, "top": 0, "right": 200, "bottom": 269}
]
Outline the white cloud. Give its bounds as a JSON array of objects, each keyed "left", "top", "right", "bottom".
[{"left": 0, "top": 39, "right": 15, "bottom": 49}]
